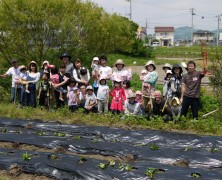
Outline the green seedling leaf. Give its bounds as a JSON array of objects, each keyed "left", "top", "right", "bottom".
[
  {"left": 78, "top": 156, "right": 87, "bottom": 163},
  {"left": 133, "top": 143, "right": 146, "bottom": 147},
  {"left": 149, "top": 144, "right": 160, "bottom": 151},
  {"left": 53, "top": 132, "right": 66, "bottom": 137},
  {"left": 73, "top": 136, "right": 81, "bottom": 140},
  {"left": 108, "top": 160, "right": 116, "bottom": 167},
  {"left": 208, "top": 147, "right": 219, "bottom": 153},
  {"left": 184, "top": 146, "right": 191, "bottom": 151},
  {"left": 118, "top": 163, "right": 133, "bottom": 171},
  {"left": 191, "top": 172, "right": 201, "bottom": 178},
  {"left": 144, "top": 167, "right": 159, "bottom": 179},
  {"left": 36, "top": 131, "right": 45, "bottom": 136},
  {"left": 50, "top": 154, "right": 60, "bottom": 160},
  {"left": 98, "top": 163, "right": 108, "bottom": 169},
  {"left": 118, "top": 163, "right": 125, "bottom": 171},
  {"left": 1, "top": 128, "right": 7, "bottom": 133},
  {"left": 22, "top": 152, "right": 31, "bottom": 161},
  {"left": 125, "top": 165, "right": 133, "bottom": 171}
]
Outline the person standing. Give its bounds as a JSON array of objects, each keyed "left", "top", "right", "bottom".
[
  {"left": 0, "top": 58, "right": 21, "bottom": 103},
  {"left": 97, "top": 55, "right": 112, "bottom": 80},
  {"left": 180, "top": 61, "right": 206, "bottom": 120},
  {"left": 60, "top": 53, "right": 74, "bottom": 78}
]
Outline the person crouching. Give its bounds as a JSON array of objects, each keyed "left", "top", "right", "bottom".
[
  {"left": 124, "top": 93, "right": 142, "bottom": 116},
  {"left": 84, "top": 86, "right": 97, "bottom": 113},
  {"left": 170, "top": 97, "right": 181, "bottom": 122}
]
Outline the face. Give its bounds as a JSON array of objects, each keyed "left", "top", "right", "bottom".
[
  {"left": 43, "top": 63, "right": 48, "bottom": 69},
  {"left": 173, "top": 68, "right": 180, "bottom": 74},
  {"left": 129, "top": 97, "right": 135, "bottom": 103},
  {"left": 69, "top": 82, "right": 76, "bottom": 87},
  {"left": 59, "top": 67, "right": 65, "bottom": 74},
  {"left": 100, "top": 59, "right": 107, "bottom": 66},
  {"left": 187, "top": 63, "right": 195, "bottom": 73},
  {"left": 114, "top": 82, "right": 120, "bottom": 88},
  {"left": 136, "top": 94, "right": 141, "bottom": 99},
  {"left": 116, "top": 64, "right": 123, "bottom": 70},
  {"left": 163, "top": 67, "right": 169, "bottom": 72},
  {"left": 147, "top": 65, "right": 154, "bottom": 72},
  {"left": 80, "top": 86, "right": 86, "bottom": 93},
  {"left": 100, "top": 79, "right": 106, "bottom": 85},
  {"left": 62, "top": 57, "right": 69, "bottom": 64},
  {"left": 30, "top": 64, "right": 36, "bottom": 72},
  {"left": 12, "top": 62, "right": 18, "bottom": 67},
  {"left": 167, "top": 74, "right": 172, "bottom": 78},
  {"left": 172, "top": 100, "right": 177, "bottom": 107},
  {"left": 75, "top": 62, "right": 81, "bottom": 69},
  {"left": 87, "top": 89, "right": 93, "bottom": 95},
  {"left": 154, "top": 92, "right": 161, "bottom": 101},
  {"left": 93, "top": 60, "right": 99, "bottom": 65},
  {"left": 42, "top": 74, "right": 48, "bottom": 80}
]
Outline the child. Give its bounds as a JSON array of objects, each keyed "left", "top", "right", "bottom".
[
  {"left": 135, "top": 90, "right": 144, "bottom": 114},
  {"left": 19, "top": 65, "right": 30, "bottom": 94},
  {"left": 84, "top": 86, "right": 97, "bottom": 113},
  {"left": 123, "top": 80, "right": 133, "bottom": 99},
  {"left": 91, "top": 57, "right": 100, "bottom": 95},
  {"left": 170, "top": 97, "right": 181, "bottom": 122},
  {"left": 67, "top": 79, "right": 79, "bottom": 112},
  {"left": 50, "top": 66, "right": 64, "bottom": 101},
  {"left": 162, "top": 63, "right": 171, "bottom": 74},
  {"left": 37, "top": 73, "right": 51, "bottom": 109},
  {"left": 124, "top": 93, "right": 142, "bottom": 116},
  {"left": 163, "top": 70, "right": 172, "bottom": 98},
  {"left": 110, "top": 78, "right": 126, "bottom": 114},
  {"left": 79, "top": 85, "right": 87, "bottom": 108},
  {"left": 97, "top": 76, "right": 109, "bottom": 114}
]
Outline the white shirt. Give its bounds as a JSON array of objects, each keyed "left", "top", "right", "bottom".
[
  {"left": 6, "top": 67, "right": 21, "bottom": 87},
  {"left": 111, "top": 68, "right": 132, "bottom": 82},
  {"left": 97, "top": 84, "right": 109, "bottom": 101},
  {"left": 98, "top": 66, "right": 112, "bottom": 80}
]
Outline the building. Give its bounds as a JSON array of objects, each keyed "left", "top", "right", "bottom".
[
  {"left": 154, "top": 27, "right": 174, "bottom": 46},
  {"left": 193, "top": 30, "right": 214, "bottom": 44},
  {"left": 137, "top": 27, "right": 147, "bottom": 40}
]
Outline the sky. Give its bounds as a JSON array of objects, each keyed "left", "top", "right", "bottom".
[{"left": 89, "top": 0, "right": 222, "bottom": 34}]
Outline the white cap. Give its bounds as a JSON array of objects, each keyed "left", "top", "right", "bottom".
[{"left": 93, "top": 57, "right": 99, "bottom": 61}]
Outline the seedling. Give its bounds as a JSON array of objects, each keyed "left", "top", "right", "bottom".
[
  {"left": 108, "top": 160, "right": 115, "bottom": 167},
  {"left": 208, "top": 147, "right": 219, "bottom": 153},
  {"left": 36, "top": 131, "right": 45, "bottom": 136},
  {"left": 191, "top": 172, "right": 201, "bottom": 178},
  {"left": 98, "top": 163, "right": 108, "bottom": 169},
  {"left": 22, "top": 152, "right": 31, "bottom": 161},
  {"left": 118, "top": 163, "right": 133, "bottom": 172},
  {"left": 1, "top": 128, "right": 7, "bottom": 133},
  {"left": 50, "top": 154, "right": 60, "bottom": 160},
  {"left": 78, "top": 156, "right": 87, "bottom": 163},
  {"left": 149, "top": 144, "right": 160, "bottom": 151},
  {"left": 53, "top": 132, "right": 66, "bottom": 137},
  {"left": 144, "top": 167, "right": 159, "bottom": 179},
  {"left": 73, "top": 136, "right": 81, "bottom": 140},
  {"left": 184, "top": 146, "right": 192, "bottom": 151}
]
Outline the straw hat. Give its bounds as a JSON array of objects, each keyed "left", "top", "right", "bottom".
[
  {"left": 127, "top": 92, "right": 136, "bottom": 99},
  {"left": 115, "top": 59, "right": 125, "bottom": 66},
  {"left": 19, "top": 65, "right": 27, "bottom": 71},
  {"left": 135, "top": 90, "right": 142, "bottom": 95}
]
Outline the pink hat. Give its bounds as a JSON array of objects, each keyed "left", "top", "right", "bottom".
[{"left": 135, "top": 90, "right": 142, "bottom": 95}]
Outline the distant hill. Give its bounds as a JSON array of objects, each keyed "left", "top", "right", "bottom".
[{"left": 174, "top": 26, "right": 222, "bottom": 41}]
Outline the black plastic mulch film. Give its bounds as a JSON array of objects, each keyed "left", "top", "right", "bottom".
[{"left": 0, "top": 117, "right": 221, "bottom": 179}]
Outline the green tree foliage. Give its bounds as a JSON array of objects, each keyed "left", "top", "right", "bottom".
[{"left": 0, "top": 0, "right": 145, "bottom": 67}]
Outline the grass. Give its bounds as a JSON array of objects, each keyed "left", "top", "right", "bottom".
[{"left": 0, "top": 102, "right": 221, "bottom": 136}]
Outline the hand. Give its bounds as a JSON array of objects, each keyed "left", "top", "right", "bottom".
[{"left": 180, "top": 98, "right": 183, "bottom": 103}]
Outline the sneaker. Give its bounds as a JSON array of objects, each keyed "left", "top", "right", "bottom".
[
  {"left": 59, "top": 97, "right": 64, "bottom": 101},
  {"left": 25, "top": 90, "right": 30, "bottom": 93}
]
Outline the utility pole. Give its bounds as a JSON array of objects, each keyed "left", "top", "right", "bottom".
[
  {"left": 216, "top": 14, "right": 222, "bottom": 47},
  {"left": 126, "top": 0, "right": 132, "bottom": 20},
  {"left": 190, "top": 8, "right": 195, "bottom": 45}
]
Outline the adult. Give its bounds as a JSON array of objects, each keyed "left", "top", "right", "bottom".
[
  {"left": 0, "top": 58, "right": 21, "bottom": 103},
  {"left": 40, "top": 60, "right": 49, "bottom": 78},
  {"left": 168, "top": 64, "right": 183, "bottom": 100},
  {"left": 180, "top": 61, "right": 206, "bottom": 119},
  {"left": 124, "top": 93, "right": 142, "bottom": 116},
  {"left": 53, "top": 64, "right": 70, "bottom": 109},
  {"left": 143, "top": 60, "right": 158, "bottom": 113},
  {"left": 73, "top": 59, "right": 90, "bottom": 87},
  {"left": 146, "top": 90, "right": 171, "bottom": 121},
  {"left": 111, "top": 59, "right": 132, "bottom": 82},
  {"left": 26, "top": 61, "right": 40, "bottom": 108},
  {"left": 60, "top": 52, "right": 74, "bottom": 78}
]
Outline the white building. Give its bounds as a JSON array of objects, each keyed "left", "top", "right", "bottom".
[
  {"left": 193, "top": 30, "right": 214, "bottom": 43},
  {"left": 154, "top": 27, "right": 174, "bottom": 46}
]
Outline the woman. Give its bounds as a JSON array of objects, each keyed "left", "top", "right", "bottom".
[
  {"left": 111, "top": 59, "right": 131, "bottom": 83},
  {"left": 73, "top": 59, "right": 90, "bottom": 87},
  {"left": 26, "top": 61, "right": 40, "bottom": 107},
  {"left": 168, "top": 64, "right": 183, "bottom": 100},
  {"left": 39, "top": 60, "right": 49, "bottom": 78}
]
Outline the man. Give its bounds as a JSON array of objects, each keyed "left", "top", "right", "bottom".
[
  {"left": 146, "top": 90, "right": 171, "bottom": 121},
  {"left": 0, "top": 58, "right": 21, "bottom": 103},
  {"left": 60, "top": 52, "right": 74, "bottom": 78},
  {"left": 180, "top": 61, "right": 206, "bottom": 119}
]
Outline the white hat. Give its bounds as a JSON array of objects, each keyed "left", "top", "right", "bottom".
[
  {"left": 166, "top": 70, "right": 172, "bottom": 74},
  {"left": 181, "top": 62, "right": 187, "bottom": 69},
  {"left": 127, "top": 93, "right": 136, "bottom": 99},
  {"left": 145, "top": 60, "right": 156, "bottom": 70},
  {"left": 114, "top": 78, "right": 122, "bottom": 82},
  {"left": 86, "top": 85, "right": 93, "bottom": 91},
  {"left": 93, "top": 57, "right": 99, "bottom": 61},
  {"left": 163, "top": 63, "right": 172, "bottom": 70},
  {"left": 19, "top": 65, "right": 27, "bottom": 70}
]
